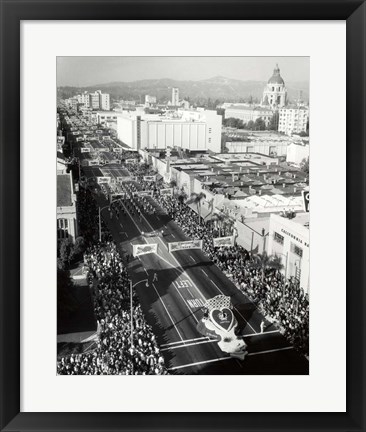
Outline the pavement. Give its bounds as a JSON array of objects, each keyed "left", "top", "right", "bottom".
[{"left": 83, "top": 164, "right": 309, "bottom": 375}]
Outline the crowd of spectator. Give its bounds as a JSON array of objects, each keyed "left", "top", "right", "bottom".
[{"left": 57, "top": 241, "right": 168, "bottom": 375}]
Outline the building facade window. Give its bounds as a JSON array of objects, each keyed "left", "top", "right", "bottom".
[
  {"left": 291, "top": 243, "right": 303, "bottom": 258},
  {"left": 57, "top": 218, "right": 69, "bottom": 240},
  {"left": 274, "top": 232, "right": 284, "bottom": 245}
]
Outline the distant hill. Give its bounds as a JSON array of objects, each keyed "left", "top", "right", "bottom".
[{"left": 57, "top": 76, "right": 309, "bottom": 105}]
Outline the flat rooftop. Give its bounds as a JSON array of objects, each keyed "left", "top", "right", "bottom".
[{"left": 57, "top": 174, "right": 73, "bottom": 207}]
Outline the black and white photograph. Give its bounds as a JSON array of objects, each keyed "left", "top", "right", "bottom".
[{"left": 56, "top": 56, "right": 310, "bottom": 376}]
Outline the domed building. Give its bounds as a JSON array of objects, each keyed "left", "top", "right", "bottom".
[{"left": 261, "top": 64, "right": 287, "bottom": 108}]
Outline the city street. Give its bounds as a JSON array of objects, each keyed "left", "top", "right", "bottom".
[{"left": 84, "top": 164, "right": 309, "bottom": 374}]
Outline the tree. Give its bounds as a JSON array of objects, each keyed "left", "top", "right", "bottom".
[
  {"left": 209, "top": 212, "right": 230, "bottom": 237},
  {"left": 73, "top": 236, "right": 86, "bottom": 260},
  {"left": 169, "top": 179, "right": 177, "bottom": 194},
  {"left": 59, "top": 238, "right": 75, "bottom": 269},
  {"left": 300, "top": 157, "right": 309, "bottom": 174},
  {"left": 247, "top": 120, "right": 255, "bottom": 130},
  {"left": 249, "top": 251, "right": 284, "bottom": 282},
  {"left": 267, "top": 111, "right": 279, "bottom": 131},
  {"left": 254, "top": 117, "right": 266, "bottom": 131},
  {"left": 186, "top": 192, "right": 206, "bottom": 225}
]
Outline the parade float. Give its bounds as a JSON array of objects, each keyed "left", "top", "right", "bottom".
[{"left": 197, "top": 295, "right": 248, "bottom": 360}]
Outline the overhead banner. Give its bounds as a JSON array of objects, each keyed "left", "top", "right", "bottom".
[
  {"left": 168, "top": 239, "right": 203, "bottom": 253},
  {"left": 142, "top": 230, "right": 161, "bottom": 238},
  {"left": 213, "top": 236, "right": 235, "bottom": 248},
  {"left": 132, "top": 243, "right": 158, "bottom": 257},
  {"left": 97, "top": 177, "right": 111, "bottom": 184},
  {"left": 143, "top": 175, "right": 156, "bottom": 182},
  {"left": 302, "top": 190, "right": 309, "bottom": 212},
  {"left": 117, "top": 176, "right": 136, "bottom": 183},
  {"left": 160, "top": 188, "right": 173, "bottom": 196},
  {"left": 81, "top": 148, "right": 91, "bottom": 153}
]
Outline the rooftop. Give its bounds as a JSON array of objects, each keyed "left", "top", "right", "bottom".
[{"left": 57, "top": 174, "right": 73, "bottom": 207}]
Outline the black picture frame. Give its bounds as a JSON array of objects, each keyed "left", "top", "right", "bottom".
[{"left": 1, "top": 1, "right": 365, "bottom": 431}]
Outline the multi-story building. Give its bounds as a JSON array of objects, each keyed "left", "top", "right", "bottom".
[
  {"left": 77, "top": 91, "right": 90, "bottom": 108},
  {"left": 57, "top": 171, "right": 78, "bottom": 243},
  {"left": 171, "top": 88, "right": 179, "bottom": 106},
  {"left": 261, "top": 64, "right": 287, "bottom": 108},
  {"left": 99, "top": 91, "right": 110, "bottom": 111},
  {"left": 224, "top": 105, "right": 274, "bottom": 128},
  {"left": 145, "top": 95, "right": 157, "bottom": 106},
  {"left": 89, "top": 92, "right": 100, "bottom": 110},
  {"left": 73, "top": 90, "right": 110, "bottom": 111},
  {"left": 279, "top": 106, "right": 309, "bottom": 136},
  {"left": 64, "top": 97, "right": 79, "bottom": 110},
  {"left": 117, "top": 109, "right": 222, "bottom": 152},
  {"left": 267, "top": 213, "right": 309, "bottom": 293}
]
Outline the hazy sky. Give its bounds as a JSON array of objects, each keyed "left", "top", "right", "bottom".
[{"left": 57, "top": 57, "right": 309, "bottom": 87}]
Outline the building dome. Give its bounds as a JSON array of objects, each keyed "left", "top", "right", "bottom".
[{"left": 268, "top": 64, "right": 285, "bottom": 85}]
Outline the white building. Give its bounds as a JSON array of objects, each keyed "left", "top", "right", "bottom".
[
  {"left": 267, "top": 213, "right": 309, "bottom": 293},
  {"left": 225, "top": 140, "right": 288, "bottom": 157},
  {"left": 95, "top": 111, "right": 119, "bottom": 125},
  {"left": 74, "top": 90, "right": 110, "bottom": 111},
  {"left": 99, "top": 92, "right": 110, "bottom": 111},
  {"left": 57, "top": 172, "right": 78, "bottom": 243},
  {"left": 171, "top": 88, "right": 179, "bottom": 106},
  {"left": 279, "top": 106, "right": 309, "bottom": 135},
  {"left": 287, "top": 142, "right": 310, "bottom": 165},
  {"left": 117, "top": 109, "right": 222, "bottom": 152},
  {"left": 261, "top": 64, "right": 287, "bottom": 108},
  {"left": 225, "top": 105, "right": 274, "bottom": 128},
  {"left": 77, "top": 92, "right": 90, "bottom": 108},
  {"left": 145, "top": 95, "right": 157, "bottom": 106}
]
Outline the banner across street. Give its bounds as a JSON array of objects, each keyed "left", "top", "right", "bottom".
[
  {"left": 132, "top": 243, "right": 158, "bottom": 257},
  {"left": 97, "top": 176, "right": 111, "bottom": 184},
  {"left": 168, "top": 239, "right": 203, "bottom": 253},
  {"left": 160, "top": 188, "right": 173, "bottom": 196},
  {"left": 213, "top": 236, "right": 235, "bottom": 248}
]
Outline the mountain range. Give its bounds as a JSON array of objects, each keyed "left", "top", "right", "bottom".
[{"left": 57, "top": 76, "right": 309, "bottom": 105}]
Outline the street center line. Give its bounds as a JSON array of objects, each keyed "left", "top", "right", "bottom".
[
  {"left": 151, "top": 283, "right": 184, "bottom": 342},
  {"left": 161, "top": 339, "right": 217, "bottom": 352},
  {"left": 247, "top": 346, "right": 293, "bottom": 357},
  {"left": 160, "top": 336, "right": 208, "bottom": 348},
  {"left": 174, "top": 285, "right": 199, "bottom": 323},
  {"left": 243, "top": 330, "right": 280, "bottom": 337},
  {"left": 168, "top": 356, "right": 232, "bottom": 371}
]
